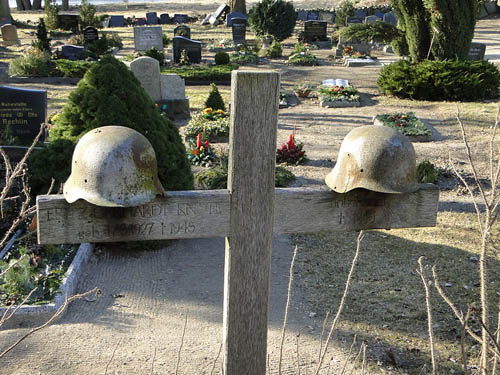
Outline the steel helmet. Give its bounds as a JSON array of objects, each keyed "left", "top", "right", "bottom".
[
  {"left": 325, "top": 125, "right": 419, "bottom": 194},
  {"left": 64, "top": 126, "right": 165, "bottom": 207}
]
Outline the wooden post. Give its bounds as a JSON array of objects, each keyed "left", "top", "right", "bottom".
[{"left": 223, "top": 71, "right": 280, "bottom": 375}]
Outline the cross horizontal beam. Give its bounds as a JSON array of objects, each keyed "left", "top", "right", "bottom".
[{"left": 37, "top": 184, "right": 439, "bottom": 245}]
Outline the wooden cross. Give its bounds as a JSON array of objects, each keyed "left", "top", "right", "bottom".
[{"left": 37, "top": 71, "right": 439, "bottom": 375}]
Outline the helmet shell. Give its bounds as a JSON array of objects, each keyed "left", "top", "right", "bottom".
[
  {"left": 64, "top": 126, "right": 165, "bottom": 207},
  {"left": 325, "top": 125, "right": 418, "bottom": 194}
]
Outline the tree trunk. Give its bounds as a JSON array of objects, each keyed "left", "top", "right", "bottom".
[
  {"left": 21, "top": 0, "right": 32, "bottom": 10},
  {"left": 33, "top": 0, "right": 42, "bottom": 10},
  {"left": 0, "top": 0, "right": 12, "bottom": 16},
  {"left": 61, "top": 0, "right": 68, "bottom": 10},
  {"left": 15, "top": 0, "right": 24, "bottom": 11},
  {"left": 227, "top": 0, "right": 246, "bottom": 14}
]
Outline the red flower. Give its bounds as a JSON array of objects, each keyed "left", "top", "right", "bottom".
[
  {"left": 287, "top": 134, "right": 296, "bottom": 150},
  {"left": 204, "top": 140, "right": 209, "bottom": 151},
  {"left": 196, "top": 133, "right": 202, "bottom": 149}
]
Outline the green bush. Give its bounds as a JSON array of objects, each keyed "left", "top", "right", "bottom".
[
  {"left": 85, "top": 34, "right": 122, "bottom": 59},
  {"left": 143, "top": 46, "right": 164, "bottom": 65},
  {"left": 338, "top": 22, "right": 402, "bottom": 44},
  {"left": 163, "top": 32, "right": 171, "bottom": 47},
  {"left": 8, "top": 48, "right": 55, "bottom": 77},
  {"left": 53, "top": 59, "right": 95, "bottom": 77},
  {"left": 204, "top": 83, "right": 226, "bottom": 111},
  {"left": 34, "top": 55, "right": 193, "bottom": 192},
  {"left": 287, "top": 52, "right": 318, "bottom": 66},
  {"left": 335, "top": 0, "right": 355, "bottom": 27},
  {"left": 185, "top": 112, "right": 229, "bottom": 140},
  {"left": 248, "top": 0, "right": 297, "bottom": 42},
  {"left": 79, "top": 0, "right": 100, "bottom": 29},
  {"left": 161, "top": 64, "right": 238, "bottom": 82},
  {"left": 215, "top": 51, "right": 230, "bottom": 65},
  {"left": 377, "top": 59, "right": 500, "bottom": 101},
  {"left": 230, "top": 50, "right": 259, "bottom": 65},
  {"left": 32, "top": 18, "right": 51, "bottom": 53},
  {"left": 264, "top": 40, "right": 283, "bottom": 58},
  {"left": 44, "top": 0, "right": 59, "bottom": 30},
  {"left": 417, "top": 160, "right": 438, "bottom": 184}
]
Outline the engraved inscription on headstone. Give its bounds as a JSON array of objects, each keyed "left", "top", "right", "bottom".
[
  {"left": 303, "top": 20, "right": 328, "bottom": 42},
  {"left": 83, "top": 26, "right": 99, "bottom": 43},
  {"left": 468, "top": 42, "right": 486, "bottom": 60},
  {"left": 146, "top": 12, "right": 158, "bottom": 25},
  {"left": 134, "top": 26, "right": 163, "bottom": 51},
  {"left": 0, "top": 86, "right": 47, "bottom": 144},
  {"left": 174, "top": 24, "right": 191, "bottom": 39},
  {"left": 173, "top": 36, "right": 202, "bottom": 64},
  {"left": 130, "top": 56, "right": 161, "bottom": 102},
  {"left": 231, "top": 18, "right": 247, "bottom": 44}
]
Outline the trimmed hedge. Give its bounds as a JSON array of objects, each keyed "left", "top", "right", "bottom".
[
  {"left": 161, "top": 64, "right": 238, "bottom": 82},
  {"left": 377, "top": 59, "right": 500, "bottom": 101}
]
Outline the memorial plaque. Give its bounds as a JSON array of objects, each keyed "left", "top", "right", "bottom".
[
  {"left": 83, "top": 26, "right": 99, "bottom": 43},
  {"left": 134, "top": 26, "right": 163, "bottom": 51},
  {"left": 173, "top": 36, "right": 202, "bottom": 64},
  {"left": 61, "top": 44, "right": 85, "bottom": 60},
  {"left": 383, "top": 11, "right": 397, "bottom": 26},
  {"left": 173, "top": 14, "right": 189, "bottom": 24},
  {"left": 0, "top": 86, "right": 47, "bottom": 144},
  {"left": 130, "top": 56, "right": 161, "bottom": 102},
  {"left": 468, "top": 42, "right": 486, "bottom": 60},
  {"left": 160, "top": 13, "right": 170, "bottom": 24},
  {"left": 226, "top": 11, "right": 247, "bottom": 26},
  {"left": 57, "top": 13, "right": 79, "bottom": 30},
  {"left": 109, "top": 15, "right": 125, "bottom": 27},
  {"left": 231, "top": 18, "right": 247, "bottom": 44},
  {"left": 174, "top": 24, "right": 191, "bottom": 39},
  {"left": 146, "top": 12, "right": 158, "bottom": 25},
  {"left": 307, "top": 11, "right": 319, "bottom": 20},
  {"left": 303, "top": 20, "right": 328, "bottom": 42},
  {"left": 1, "top": 24, "right": 19, "bottom": 45}
]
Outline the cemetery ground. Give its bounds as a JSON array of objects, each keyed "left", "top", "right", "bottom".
[{"left": 0, "top": 2, "right": 500, "bottom": 374}]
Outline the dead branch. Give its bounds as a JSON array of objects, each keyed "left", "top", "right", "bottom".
[
  {"left": 104, "top": 337, "right": 122, "bottom": 375},
  {"left": 175, "top": 309, "right": 189, "bottom": 375},
  {"left": 0, "top": 285, "right": 36, "bottom": 328}
]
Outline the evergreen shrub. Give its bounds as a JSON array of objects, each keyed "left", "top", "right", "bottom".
[
  {"left": 215, "top": 51, "right": 230, "bottom": 65},
  {"left": 8, "top": 48, "right": 55, "bottom": 77},
  {"left": 377, "top": 59, "right": 500, "bottom": 101},
  {"left": 264, "top": 40, "right": 283, "bottom": 58},
  {"left": 335, "top": 0, "right": 355, "bottom": 27},
  {"left": 30, "top": 55, "right": 193, "bottom": 193},
  {"left": 53, "top": 59, "right": 94, "bottom": 77},
  {"left": 143, "top": 46, "right": 164, "bottom": 65},
  {"left": 32, "top": 18, "right": 51, "bottom": 53},
  {"left": 417, "top": 160, "right": 438, "bottom": 184},
  {"left": 161, "top": 64, "right": 238, "bottom": 82},
  {"left": 248, "top": 0, "right": 297, "bottom": 42},
  {"left": 204, "top": 83, "right": 226, "bottom": 111},
  {"left": 79, "top": 0, "right": 101, "bottom": 29}
]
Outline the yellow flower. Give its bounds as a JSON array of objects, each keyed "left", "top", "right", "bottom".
[{"left": 203, "top": 108, "right": 213, "bottom": 115}]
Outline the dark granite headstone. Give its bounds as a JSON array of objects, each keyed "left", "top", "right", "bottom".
[
  {"left": 231, "top": 18, "right": 247, "bottom": 44},
  {"left": 160, "top": 13, "right": 170, "bottom": 24},
  {"left": 346, "top": 17, "right": 363, "bottom": 24},
  {"left": 57, "top": 14, "right": 79, "bottom": 31},
  {"left": 383, "top": 12, "right": 397, "bottom": 26},
  {"left": 109, "top": 15, "right": 125, "bottom": 27},
  {"left": 307, "top": 11, "right": 319, "bottom": 20},
  {"left": 173, "top": 36, "right": 202, "bottom": 64},
  {"left": 135, "top": 18, "right": 146, "bottom": 26},
  {"left": 468, "top": 42, "right": 486, "bottom": 60},
  {"left": 174, "top": 24, "right": 191, "bottom": 39},
  {"left": 303, "top": 20, "right": 328, "bottom": 42},
  {"left": 146, "top": 12, "right": 158, "bottom": 25},
  {"left": 0, "top": 86, "right": 47, "bottom": 144},
  {"left": 354, "top": 9, "right": 367, "bottom": 18},
  {"left": 227, "top": 11, "right": 247, "bottom": 26},
  {"left": 61, "top": 44, "right": 85, "bottom": 60},
  {"left": 297, "top": 10, "right": 308, "bottom": 21},
  {"left": 0, "top": 16, "right": 12, "bottom": 27},
  {"left": 173, "top": 14, "right": 189, "bottom": 24},
  {"left": 375, "top": 12, "right": 385, "bottom": 18},
  {"left": 83, "top": 26, "right": 99, "bottom": 43}
]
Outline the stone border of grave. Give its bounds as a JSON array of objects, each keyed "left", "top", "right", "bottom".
[
  {"left": 373, "top": 117, "right": 439, "bottom": 142},
  {"left": 0, "top": 243, "right": 93, "bottom": 328},
  {"left": 5, "top": 77, "right": 81, "bottom": 85},
  {"left": 320, "top": 99, "right": 360, "bottom": 108}
]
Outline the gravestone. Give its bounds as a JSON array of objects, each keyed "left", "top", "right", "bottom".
[
  {"left": 350, "top": 42, "right": 371, "bottom": 54},
  {"left": 174, "top": 24, "right": 191, "bottom": 39},
  {"left": 1, "top": 24, "right": 19, "bottom": 46},
  {"left": 307, "top": 11, "right": 319, "bottom": 20},
  {"left": 210, "top": 3, "right": 230, "bottom": 25},
  {"left": 354, "top": 9, "right": 367, "bottom": 18},
  {"left": 0, "top": 86, "right": 47, "bottom": 144},
  {"left": 0, "top": 16, "right": 12, "bottom": 27},
  {"left": 135, "top": 18, "right": 146, "bottom": 26},
  {"left": 173, "top": 36, "right": 202, "bottom": 64},
  {"left": 57, "top": 13, "right": 79, "bottom": 30},
  {"left": 319, "top": 11, "right": 335, "bottom": 24},
  {"left": 303, "top": 20, "right": 328, "bottom": 42},
  {"left": 160, "top": 13, "right": 170, "bottom": 24},
  {"left": 468, "top": 42, "right": 486, "bottom": 60},
  {"left": 375, "top": 11, "right": 385, "bottom": 18},
  {"left": 109, "top": 15, "right": 125, "bottom": 27},
  {"left": 231, "top": 18, "right": 247, "bottom": 44},
  {"left": 484, "top": 1, "right": 498, "bottom": 14},
  {"left": 346, "top": 17, "right": 363, "bottom": 24},
  {"left": 61, "top": 44, "right": 85, "bottom": 60},
  {"left": 226, "top": 11, "right": 247, "bottom": 26},
  {"left": 200, "top": 14, "right": 211, "bottom": 25},
  {"left": 297, "top": 10, "right": 308, "bottom": 21},
  {"left": 134, "top": 26, "right": 163, "bottom": 51},
  {"left": 365, "top": 15, "right": 381, "bottom": 23},
  {"left": 130, "top": 56, "right": 161, "bottom": 102},
  {"left": 173, "top": 14, "right": 189, "bottom": 24},
  {"left": 159, "top": 74, "right": 189, "bottom": 118},
  {"left": 83, "top": 26, "right": 99, "bottom": 43},
  {"left": 146, "top": 12, "right": 158, "bottom": 25},
  {"left": 383, "top": 11, "right": 397, "bottom": 26}
]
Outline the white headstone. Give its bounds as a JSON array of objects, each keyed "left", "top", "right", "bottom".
[
  {"left": 130, "top": 56, "right": 161, "bottom": 102},
  {"left": 1, "top": 24, "right": 19, "bottom": 46},
  {"left": 133, "top": 26, "right": 163, "bottom": 51},
  {"left": 160, "top": 74, "right": 186, "bottom": 101}
]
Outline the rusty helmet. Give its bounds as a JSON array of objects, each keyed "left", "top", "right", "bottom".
[
  {"left": 325, "top": 125, "right": 419, "bottom": 194},
  {"left": 63, "top": 126, "right": 165, "bottom": 207}
]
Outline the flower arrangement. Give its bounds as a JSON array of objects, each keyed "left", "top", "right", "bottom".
[
  {"left": 276, "top": 133, "right": 307, "bottom": 165},
  {"left": 374, "top": 112, "right": 432, "bottom": 136},
  {"left": 188, "top": 133, "right": 216, "bottom": 166},
  {"left": 293, "top": 83, "right": 314, "bottom": 98},
  {"left": 207, "top": 39, "right": 235, "bottom": 52},
  {"left": 287, "top": 51, "right": 318, "bottom": 66},
  {"left": 202, "top": 107, "right": 228, "bottom": 120},
  {"left": 342, "top": 45, "right": 370, "bottom": 59},
  {"left": 318, "top": 84, "right": 360, "bottom": 102}
]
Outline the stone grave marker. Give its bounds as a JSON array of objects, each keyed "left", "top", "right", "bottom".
[
  {"left": 83, "top": 26, "right": 99, "bottom": 43},
  {"left": 61, "top": 44, "right": 85, "bottom": 60},
  {"left": 484, "top": 1, "right": 498, "bottom": 14},
  {"left": 345, "top": 57, "right": 377, "bottom": 67},
  {"left": 346, "top": 17, "right": 363, "bottom": 24},
  {"left": 365, "top": 15, "right": 381, "bottom": 23},
  {"left": 231, "top": 18, "right": 247, "bottom": 44},
  {"left": 134, "top": 26, "right": 163, "bottom": 51},
  {"left": 303, "top": 20, "right": 328, "bottom": 42},
  {"left": 227, "top": 11, "right": 247, "bottom": 26},
  {"left": 159, "top": 74, "right": 189, "bottom": 117},
  {"left": 354, "top": 9, "right": 367, "bottom": 18},
  {"left": 146, "top": 12, "right": 158, "bottom": 25},
  {"left": 173, "top": 14, "right": 189, "bottom": 24},
  {"left": 130, "top": 56, "right": 161, "bottom": 102},
  {"left": 319, "top": 11, "right": 335, "bottom": 24},
  {"left": 468, "top": 42, "right": 486, "bottom": 60},
  {"left": 1, "top": 24, "right": 19, "bottom": 46},
  {"left": 351, "top": 42, "right": 371, "bottom": 54},
  {"left": 173, "top": 36, "right": 202, "bottom": 64},
  {"left": 209, "top": 3, "right": 230, "bottom": 25},
  {"left": 174, "top": 24, "right": 191, "bottom": 39},
  {"left": 109, "top": 15, "right": 125, "bottom": 27},
  {"left": 383, "top": 11, "right": 397, "bottom": 26},
  {"left": 0, "top": 16, "right": 12, "bottom": 27},
  {"left": 57, "top": 13, "right": 79, "bottom": 30},
  {"left": 297, "top": 10, "right": 308, "bottom": 21},
  {"left": 307, "top": 11, "right": 319, "bottom": 20},
  {"left": 0, "top": 86, "right": 47, "bottom": 144},
  {"left": 160, "top": 13, "right": 170, "bottom": 24},
  {"left": 375, "top": 11, "right": 385, "bottom": 18},
  {"left": 135, "top": 18, "right": 146, "bottom": 26},
  {"left": 200, "top": 14, "right": 211, "bottom": 25},
  {"left": 37, "top": 70, "right": 439, "bottom": 375}
]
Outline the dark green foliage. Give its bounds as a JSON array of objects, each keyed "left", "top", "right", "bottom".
[
  {"left": 44, "top": 0, "right": 59, "bottom": 31},
  {"left": 39, "top": 55, "right": 193, "bottom": 191},
  {"left": 335, "top": 0, "right": 355, "bottom": 27},
  {"left": 8, "top": 48, "right": 55, "bottom": 77},
  {"left": 204, "top": 83, "right": 226, "bottom": 111},
  {"left": 377, "top": 59, "right": 500, "bottom": 101},
  {"left": 161, "top": 64, "right": 238, "bottom": 82},
  {"left": 264, "top": 40, "right": 283, "bottom": 58},
  {"left": 84, "top": 34, "right": 122, "bottom": 59},
  {"left": 78, "top": 0, "right": 100, "bottom": 29},
  {"left": 248, "top": 0, "right": 297, "bottom": 42},
  {"left": 215, "top": 51, "right": 230, "bottom": 65},
  {"left": 53, "top": 59, "right": 94, "bottom": 77},
  {"left": 339, "top": 22, "right": 402, "bottom": 44},
  {"left": 143, "top": 46, "right": 164, "bottom": 65},
  {"left": 33, "top": 18, "right": 51, "bottom": 53},
  {"left": 417, "top": 160, "right": 438, "bottom": 184},
  {"left": 162, "top": 32, "right": 170, "bottom": 46},
  {"left": 287, "top": 52, "right": 318, "bottom": 66},
  {"left": 275, "top": 166, "right": 295, "bottom": 187}
]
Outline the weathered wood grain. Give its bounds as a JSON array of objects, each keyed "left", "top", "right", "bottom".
[
  {"left": 36, "top": 184, "right": 439, "bottom": 244},
  {"left": 223, "top": 71, "right": 280, "bottom": 375}
]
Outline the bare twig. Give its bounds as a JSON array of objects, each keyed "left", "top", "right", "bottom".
[
  {"left": 0, "top": 286, "right": 36, "bottom": 327},
  {"left": 361, "top": 342, "right": 367, "bottom": 375},
  {"left": 296, "top": 335, "right": 301, "bottom": 375},
  {"left": 318, "top": 311, "right": 330, "bottom": 363},
  {"left": 279, "top": 245, "right": 298, "bottom": 375},
  {"left": 210, "top": 342, "right": 222, "bottom": 375},
  {"left": 340, "top": 335, "right": 357, "bottom": 375},
  {"left": 0, "top": 288, "right": 98, "bottom": 359},
  {"left": 315, "top": 231, "right": 364, "bottom": 375},
  {"left": 493, "top": 304, "right": 500, "bottom": 375},
  {"left": 175, "top": 310, "right": 189, "bottom": 375},
  {"left": 105, "top": 337, "right": 122, "bottom": 375},
  {"left": 150, "top": 345, "right": 156, "bottom": 375},
  {"left": 460, "top": 306, "right": 473, "bottom": 375}
]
